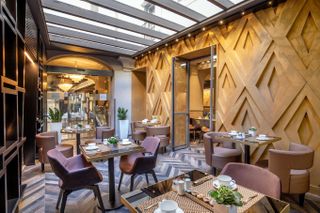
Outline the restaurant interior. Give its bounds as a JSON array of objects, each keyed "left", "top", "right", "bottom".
[{"left": 0, "top": 0, "right": 319, "bottom": 213}]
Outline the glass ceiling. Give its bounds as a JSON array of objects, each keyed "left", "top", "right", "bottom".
[{"left": 41, "top": 0, "right": 247, "bottom": 56}]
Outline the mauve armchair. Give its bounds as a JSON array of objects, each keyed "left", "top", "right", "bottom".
[
  {"left": 96, "top": 126, "right": 114, "bottom": 141},
  {"left": 131, "top": 121, "right": 146, "bottom": 144},
  {"left": 221, "top": 163, "right": 281, "bottom": 199},
  {"left": 118, "top": 136, "right": 160, "bottom": 191},
  {"left": 269, "top": 143, "right": 314, "bottom": 205},
  {"left": 36, "top": 131, "right": 73, "bottom": 172},
  {"left": 146, "top": 126, "right": 170, "bottom": 152},
  {"left": 203, "top": 132, "right": 242, "bottom": 175},
  {"left": 47, "top": 148, "right": 105, "bottom": 213}
]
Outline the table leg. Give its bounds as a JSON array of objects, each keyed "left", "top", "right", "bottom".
[
  {"left": 76, "top": 133, "right": 80, "bottom": 154},
  {"left": 244, "top": 145, "right": 251, "bottom": 164},
  {"left": 100, "top": 157, "right": 123, "bottom": 211}
]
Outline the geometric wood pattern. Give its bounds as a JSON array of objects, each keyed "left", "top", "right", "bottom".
[{"left": 135, "top": 0, "right": 320, "bottom": 194}]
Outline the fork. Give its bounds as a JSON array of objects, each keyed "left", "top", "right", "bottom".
[{"left": 243, "top": 194, "right": 258, "bottom": 204}]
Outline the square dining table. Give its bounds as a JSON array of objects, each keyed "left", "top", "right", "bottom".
[
  {"left": 80, "top": 141, "right": 144, "bottom": 211},
  {"left": 121, "top": 170, "right": 290, "bottom": 213},
  {"left": 216, "top": 135, "right": 281, "bottom": 164}
]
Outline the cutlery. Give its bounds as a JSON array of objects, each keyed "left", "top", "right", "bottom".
[
  {"left": 144, "top": 202, "right": 158, "bottom": 210},
  {"left": 243, "top": 194, "right": 258, "bottom": 204}
]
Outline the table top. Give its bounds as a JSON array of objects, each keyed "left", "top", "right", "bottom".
[
  {"left": 61, "top": 127, "right": 94, "bottom": 134},
  {"left": 218, "top": 134, "right": 281, "bottom": 147},
  {"left": 80, "top": 142, "right": 144, "bottom": 161},
  {"left": 121, "top": 170, "right": 289, "bottom": 213}
]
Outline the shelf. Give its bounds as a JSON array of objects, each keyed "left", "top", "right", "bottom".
[
  {"left": 5, "top": 93, "right": 18, "bottom": 148},
  {"left": 4, "top": 20, "right": 17, "bottom": 82}
]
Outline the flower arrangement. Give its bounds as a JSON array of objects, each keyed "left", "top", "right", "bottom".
[
  {"left": 209, "top": 186, "right": 243, "bottom": 206},
  {"left": 107, "top": 137, "right": 118, "bottom": 145}
]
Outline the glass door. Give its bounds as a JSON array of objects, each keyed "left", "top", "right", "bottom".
[{"left": 172, "top": 57, "right": 190, "bottom": 150}]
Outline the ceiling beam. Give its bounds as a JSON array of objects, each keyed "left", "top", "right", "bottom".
[
  {"left": 144, "top": 0, "right": 206, "bottom": 22},
  {"left": 86, "top": 0, "right": 184, "bottom": 31},
  {"left": 47, "top": 65, "right": 113, "bottom": 77},
  {"left": 45, "top": 13, "right": 155, "bottom": 46},
  {"left": 207, "top": 0, "right": 234, "bottom": 10},
  {"left": 49, "top": 34, "right": 135, "bottom": 56},
  {"left": 42, "top": 0, "right": 168, "bottom": 39},
  {"left": 47, "top": 25, "right": 144, "bottom": 51}
]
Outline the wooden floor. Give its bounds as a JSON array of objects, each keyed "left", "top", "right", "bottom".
[{"left": 18, "top": 142, "right": 320, "bottom": 213}]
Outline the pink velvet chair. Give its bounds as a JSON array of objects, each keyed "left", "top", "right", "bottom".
[
  {"left": 221, "top": 162, "right": 281, "bottom": 199},
  {"left": 96, "top": 127, "right": 114, "bottom": 141},
  {"left": 118, "top": 136, "right": 160, "bottom": 191},
  {"left": 269, "top": 143, "right": 314, "bottom": 205}
]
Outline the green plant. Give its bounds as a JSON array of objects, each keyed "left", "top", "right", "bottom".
[
  {"left": 117, "top": 107, "right": 128, "bottom": 120},
  {"left": 48, "top": 108, "right": 62, "bottom": 122},
  {"left": 107, "top": 137, "right": 118, "bottom": 145},
  {"left": 210, "top": 186, "right": 243, "bottom": 206},
  {"left": 249, "top": 127, "right": 257, "bottom": 131}
]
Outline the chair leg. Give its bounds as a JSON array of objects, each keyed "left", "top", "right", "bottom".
[
  {"left": 56, "top": 189, "right": 63, "bottom": 209},
  {"left": 41, "top": 163, "right": 44, "bottom": 172},
  {"left": 130, "top": 174, "right": 135, "bottom": 191},
  {"left": 151, "top": 170, "right": 158, "bottom": 183},
  {"left": 299, "top": 193, "right": 305, "bottom": 206},
  {"left": 93, "top": 185, "right": 105, "bottom": 212},
  {"left": 60, "top": 190, "right": 70, "bottom": 213},
  {"left": 145, "top": 173, "right": 149, "bottom": 185},
  {"left": 211, "top": 167, "right": 217, "bottom": 176},
  {"left": 118, "top": 172, "right": 123, "bottom": 191}
]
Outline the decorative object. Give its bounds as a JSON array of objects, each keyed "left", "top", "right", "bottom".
[
  {"left": 69, "top": 74, "right": 85, "bottom": 83},
  {"left": 58, "top": 78, "right": 73, "bottom": 92},
  {"left": 248, "top": 127, "right": 257, "bottom": 137},
  {"left": 107, "top": 137, "right": 118, "bottom": 147},
  {"left": 47, "top": 108, "right": 63, "bottom": 143},
  {"left": 209, "top": 185, "right": 243, "bottom": 213},
  {"left": 118, "top": 107, "right": 129, "bottom": 139}
]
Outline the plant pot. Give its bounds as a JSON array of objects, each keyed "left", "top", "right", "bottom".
[
  {"left": 214, "top": 204, "right": 237, "bottom": 213},
  {"left": 248, "top": 130, "right": 256, "bottom": 137},
  {"left": 48, "top": 122, "right": 62, "bottom": 143},
  {"left": 119, "top": 119, "right": 129, "bottom": 139}
]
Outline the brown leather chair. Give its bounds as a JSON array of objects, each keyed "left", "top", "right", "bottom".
[
  {"left": 36, "top": 131, "right": 74, "bottom": 172},
  {"left": 118, "top": 137, "right": 160, "bottom": 191},
  {"left": 146, "top": 126, "right": 170, "bottom": 152},
  {"left": 203, "top": 132, "right": 242, "bottom": 175},
  {"left": 221, "top": 163, "right": 281, "bottom": 199},
  {"left": 47, "top": 149, "right": 104, "bottom": 213},
  {"left": 96, "top": 127, "right": 114, "bottom": 141},
  {"left": 268, "top": 143, "right": 314, "bottom": 206},
  {"left": 131, "top": 121, "right": 146, "bottom": 143}
]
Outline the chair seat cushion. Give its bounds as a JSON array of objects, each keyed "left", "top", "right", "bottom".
[
  {"left": 213, "top": 147, "right": 242, "bottom": 157},
  {"left": 289, "top": 169, "right": 309, "bottom": 194},
  {"left": 120, "top": 153, "right": 144, "bottom": 174},
  {"left": 133, "top": 130, "right": 146, "bottom": 134},
  {"left": 56, "top": 144, "right": 73, "bottom": 158}
]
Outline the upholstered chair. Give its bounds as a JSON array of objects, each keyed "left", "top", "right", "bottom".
[
  {"left": 131, "top": 121, "right": 146, "bottom": 144},
  {"left": 118, "top": 137, "right": 160, "bottom": 191},
  {"left": 221, "top": 163, "right": 281, "bottom": 199},
  {"left": 203, "top": 132, "right": 242, "bottom": 175},
  {"left": 269, "top": 143, "right": 314, "bottom": 205},
  {"left": 47, "top": 149, "right": 105, "bottom": 213},
  {"left": 146, "top": 126, "right": 170, "bottom": 152},
  {"left": 96, "top": 127, "right": 114, "bottom": 141},
  {"left": 36, "top": 131, "right": 73, "bottom": 172}
]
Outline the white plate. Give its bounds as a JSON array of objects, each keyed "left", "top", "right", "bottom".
[
  {"left": 85, "top": 146, "right": 99, "bottom": 151},
  {"left": 256, "top": 137, "right": 272, "bottom": 141},
  {"left": 228, "top": 132, "right": 238, "bottom": 136},
  {"left": 120, "top": 141, "right": 132, "bottom": 145},
  {"left": 235, "top": 136, "right": 245, "bottom": 139},
  {"left": 154, "top": 207, "right": 184, "bottom": 213},
  {"left": 212, "top": 179, "right": 237, "bottom": 191}
]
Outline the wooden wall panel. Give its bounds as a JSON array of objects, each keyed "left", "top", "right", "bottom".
[{"left": 135, "top": 0, "right": 320, "bottom": 193}]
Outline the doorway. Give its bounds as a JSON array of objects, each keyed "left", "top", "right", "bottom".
[
  {"left": 171, "top": 46, "right": 217, "bottom": 150},
  {"left": 131, "top": 67, "right": 147, "bottom": 121}
]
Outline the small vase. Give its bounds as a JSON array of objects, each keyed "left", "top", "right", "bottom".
[
  {"left": 248, "top": 130, "right": 256, "bottom": 137},
  {"left": 228, "top": 205, "right": 237, "bottom": 213},
  {"left": 214, "top": 204, "right": 237, "bottom": 213}
]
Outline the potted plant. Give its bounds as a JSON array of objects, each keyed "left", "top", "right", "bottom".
[
  {"left": 48, "top": 107, "right": 63, "bottom": 143},
  {"left": 209, "top": 186, "right": 243, "bottom": 213},
  {"left": 106, "top": 137, "right": 118, "bottom": 147},
  {"left": 117, "top": 107, "right": 129, "bottom": 139},
  {"left": 248, "top": 127, "right": 257, "bottom": 137}
]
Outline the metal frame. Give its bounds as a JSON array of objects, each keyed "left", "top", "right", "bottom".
[
  {"left": 207, "top": 0, "right": 234, "bottom": 10},
  {"left": 86, "top": 0, "right": 184, "bottom": 32},
  {"left": 145, "top": 0, "right": 206, "bottom": 22},
  {"left": 46, "top": 65, "right": 113, "bottom": 77},
  {"left": 209, "top": 45, "right": 216, "bottom": 131}
]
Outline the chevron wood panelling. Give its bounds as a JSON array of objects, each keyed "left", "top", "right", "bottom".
[{"left": 135, "top": 0, "right": 320, "bottom": 193}]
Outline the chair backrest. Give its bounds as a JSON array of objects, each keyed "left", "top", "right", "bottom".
[
  {"left": 47, "top": 149, "right": 69, "bottom": 181},
  {"left": 268, "top": 143, "right": 314, "bottom": 193},
  {"left": 146, "top": 126, "right": 170, "bottom": 137},
  {"left": 131, "top": 121, "right": 145, "bottom": 131},
  {"left": 36, "top": 131, "right": 59, "bottom": 163},
  {"left": 221, "top": 163, "right": 281, "bottom": 199},
  {"left": 142, "top": 136, "right": 161, "bottom": 157},
  {"left": 96, "top": 126, "right": 114, "bottom": 140}
]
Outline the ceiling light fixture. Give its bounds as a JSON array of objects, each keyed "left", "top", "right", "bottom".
[
  {"left": 241, "top": 11, "right": 245, "bottom": 15},
  {"left": 202, "top": 27, "right": 206, "bottom": 31},
  {"left": 268, "top": 1, "right": 273, "bottom": 5},
  {"left": 58, "top": 78, "right": 73, "bottom": 92},
  {"left": 219, "top": 20, "right": 224, "bottom": 25},
  {"left": 69, "top": 74, "right": 85, "bottom": 83},
  {"left": 175, "top": 38, "right": 179, "bottom": 42},
  {"left": 165, "top": 43, "right": 168, "bottom": 47},
  {"left": 187, "top": 33, "right": 191, "bottom": 37}
]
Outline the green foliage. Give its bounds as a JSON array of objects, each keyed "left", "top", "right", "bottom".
[
  {"left": 48, "top": 108, "right": 62, "bottom": 122},
  {"left": 107, "top": 137, "right": 118, "bottom": 145},
  {"left": 117, "top": 107, "right": 128, "bottom": 120},
  {"left": 249, "top": 127, "right": 257, "bottom": 131},
  {"left": 210, "top": 186, "right": 243, "bottom": 206}
]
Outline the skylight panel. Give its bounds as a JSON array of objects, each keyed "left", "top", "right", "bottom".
[{"left": 173, "top": 0, "right": 222, "bottom": 17}]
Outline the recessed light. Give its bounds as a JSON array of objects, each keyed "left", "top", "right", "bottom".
[
  {"left": 135, "top": 57, "right": 137, "bottom": 59},
  {"left": 187, "top": 33, "right": 191, "bottom": 37},
  {"left": 202, "top": 27, "right": 206, "bottom": 31},
  {"left": 268, "top": 1, "right": 273, "bottom": 5},
  {"left": 241, "top": 11, "right": 245, "bottom": 16},
  {"left": 142, "top": 54, "right": 144, "bottom": 56},
  {"left": 156, "top": 47, "right": 159, "bottom": 50},
  {"left": 175, "top": 38, "right": 179, "bottom": 42},
  {"left": 148, "top": 51, "right": 151, "bottom": 54},
  {"left": 165, "top": 43, "right": 168, "bottom": 47},
  {"left": 219, "top": 20, "right": 224, "bottom": 25}
]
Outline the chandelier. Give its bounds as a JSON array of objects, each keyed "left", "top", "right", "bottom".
[
  {"left": 58, "top": 78, "right": 73, "bottom": 92},
  {"left": 69, "top": 74, "right": 85, "bottom": 83}
]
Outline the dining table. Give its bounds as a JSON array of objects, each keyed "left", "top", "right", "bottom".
[
  {"left": 80, "top": 141, "right": 144, "bottom": 211},
  {"left": 121, "top": 170, "right": 290, "bottom": 213},
  {"left": 216, "top": 134, "right": 281, "bottom": 164}
]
